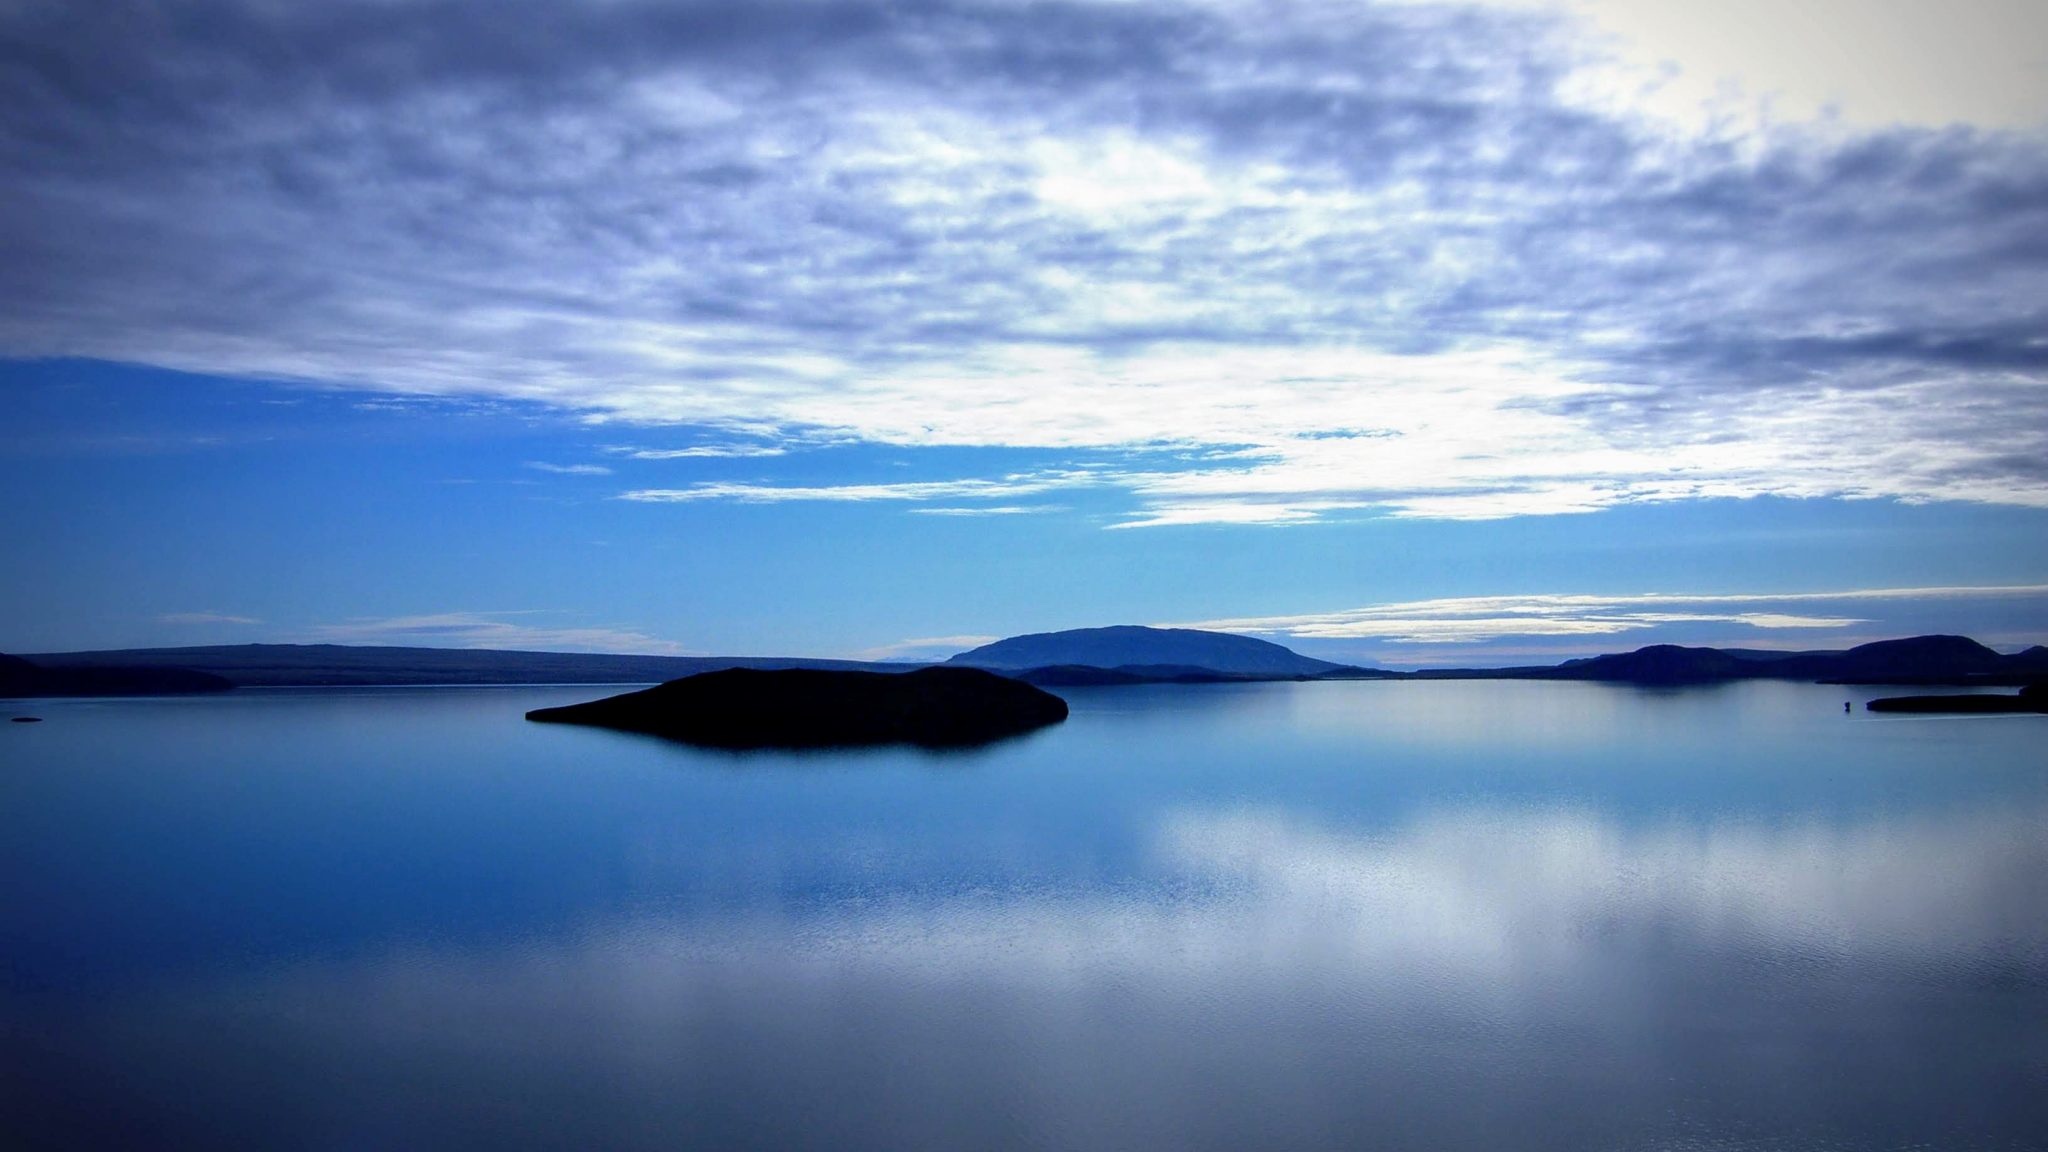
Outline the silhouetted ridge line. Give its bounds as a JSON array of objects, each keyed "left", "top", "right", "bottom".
[
  {"left": 1410, "top": 635, "right": 2045, "bottom": 686},
  {"left": 22, "top": 643, "right": 899, "bottom": 687},
  {"left": 1, "top": 651, "right": 232, "bottom": 698},
  {"left": 19, "top": 633, "right": 2045, "bottom": 690}
]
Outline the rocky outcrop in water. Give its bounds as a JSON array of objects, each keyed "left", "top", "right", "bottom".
[
  {"left": 526, "top": 666, "right": 1069, "bottom": 749},
  {"left": 1866, "top": 683, "right": 2048, "bottom": 715}
]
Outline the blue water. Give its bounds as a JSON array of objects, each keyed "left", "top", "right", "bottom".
[{"left": 3, "top": 681, "right": 2045, "bottom": 1150}]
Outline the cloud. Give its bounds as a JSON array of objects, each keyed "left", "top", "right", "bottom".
[
  {"left": 605, "top": 444, "right": 789, "bottom": 459},
  {"left": 2, "top": 0, "right": 2046, "bottom": 525},
  {"left": 307, "top": 611, "right": 693, "bottom": 655},
  {"left": 908, "top": 505, "right": 1062, "bottom": 517},
  {"left": 1180, "top": 583, "right": 2048, "bottom": 644},
  {"left": 618, "top": 473, "right": 1088, "bottom": 505},
  {"left": 1502, "top": 0, "right": 2048, "bottom": 131},
  {"left": 853, "top": 634, "right": 1001, "bottom": 661},
  {"left": 524, "top": 461, "right": 613, "bottom": 475},
  {"left": 158, "top": 611, "right": 262, "bottom": 626}
]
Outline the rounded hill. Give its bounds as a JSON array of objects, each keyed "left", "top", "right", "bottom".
[{"left": 945, "top": 626, "right": 1344, "bottom": 677}]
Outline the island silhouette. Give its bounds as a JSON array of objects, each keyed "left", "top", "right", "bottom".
[
  {"left": 1867, "top": 682, "right": 2047, "bottom": 714},
  {"left": 524, "top": 665, "right": 1070, "bottom": 749}
]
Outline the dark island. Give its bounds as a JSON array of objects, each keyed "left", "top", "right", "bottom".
[
  {"left": 525, "top": 665, "right": 1069, "bottom": 749},
  {"left": 1867, "top": 682, "right": 2047, "bottom": 715}
]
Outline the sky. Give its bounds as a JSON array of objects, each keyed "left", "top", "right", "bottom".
[{"left": 3, "top": 0, "right": 2046, "bottom": 667}]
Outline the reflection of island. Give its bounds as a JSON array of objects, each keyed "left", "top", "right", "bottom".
[
  {"left": 1, "top": 652, "right": 231, "bottom": 698},
  {"left": 526, "top": 666, "right": 1069, "bottom": 749},
  {"left": 1868, "top": 683, "right": 2047, "bottom": 715}
]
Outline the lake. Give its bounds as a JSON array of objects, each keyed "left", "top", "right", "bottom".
[{"left": 3, "top": 680, "right": 2045, "bottom": 1150}]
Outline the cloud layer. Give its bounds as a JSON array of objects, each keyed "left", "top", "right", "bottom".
[
  {"left": 1180, "top": 582, "right": 2048, "bottom": 652},
  {"left": 308, "top": 611, "right": 692, "bottom": 654},
  {"left": 4, "top": 0, "right": 2046, "bottom": 524}
]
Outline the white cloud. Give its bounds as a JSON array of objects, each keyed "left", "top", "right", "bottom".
[
  {"left": 1515, "top": 0, "right": 2048, "bottom": 131},
  {"left": 158, "top": 611, "right": 262, "bottom": 627}
]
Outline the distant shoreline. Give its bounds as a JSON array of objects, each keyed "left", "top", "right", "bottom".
[{"left": 7, "top": 631, "right": 2046, "bottom": 696}]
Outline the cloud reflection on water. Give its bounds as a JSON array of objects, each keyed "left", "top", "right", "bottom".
[{"left": 37, "top": 799, "right": 2047, "bottom": 1150}]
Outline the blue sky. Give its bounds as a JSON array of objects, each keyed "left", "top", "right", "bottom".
[{"left": 4, "top": 0, "right": 2047, "bottom": 666}]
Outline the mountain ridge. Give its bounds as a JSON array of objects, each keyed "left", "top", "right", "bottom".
[
  {"left": 17, "top": 643, "right": 887, "bottom": 688},
  {"left": 946, "top": 626, "right": 1348, "bottom": 677},
  {"left": 13, "top": 631, "right": 2048, "bottom": 692}
]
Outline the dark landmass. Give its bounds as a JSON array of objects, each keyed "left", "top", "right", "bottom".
[
  {"left": 21, "top": 633, "right": 2048, "bottom": 693},
  {"left": 948, "top": 626, "right": 1353, "bottom": 678},
  {"left": 1012, "top": 663, "right": 1316, "bottom": 687},
  {"left": 1866, "top": 694, "right": 2046, "bottom": 714},
  {"left": 1, "top": 652, "right": 233, "bottom": 698},
  {"left": 1867, "top": 680, "right": 2039, "bottom": 709},
  {"left": 954, "top": 627, "right": 2048, "bottom": 687},
  {"left": 22, "top": 643, "right": 895, "bottom": 688},
  {"left": 1867, "top": 682, "right": 2048, "bottom": 714},
  {"left": 1410, "top": 636, "right": 2048, "bottom": 687},
  {"left": 526, "top": 666, "right": 1069, "bottom": 749}
]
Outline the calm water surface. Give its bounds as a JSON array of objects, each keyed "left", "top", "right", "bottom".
[{"left": 3, "top": 681, "right": 2045, "bottom": 1150}]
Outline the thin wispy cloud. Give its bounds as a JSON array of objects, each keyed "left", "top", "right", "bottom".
[
  {"left": 1183, "top": 584, "right": 2048, "bottom": 644},
  {"left": 854, "top": 634, "right": 1002, "bottom": 662},
  {"left": 606, "top": 445, "right": 789, "bottom": 460},
  {"left": 308, "top": 612, "right": 693, "bottom": 655},
  {"left": 159, "top": 612, "right": 262, "bottom": 627},
  {"left": 618, "top": 474, "right": 1089, "bottom": 505},
  {"left": 909, "top": 505, "right": 1063, "bottom": 517},
  {"left": 2, "top": 0, "right": 2045, "bottom": 526},
  {"left": 524, "top": 462, "right": 613, "bottom": 476}
]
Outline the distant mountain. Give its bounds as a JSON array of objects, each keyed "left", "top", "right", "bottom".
[
  {"left": 1544, "top": 645, "right": 1756, "bottom": 685},
  {"left": 947, "top": 626, "right": 1349, "bottom": 678},
  {"left": 1013, "top": 663, "right": 1339, "bottom": 687},
  {"left": 1419, "top": 634, "right": 2044, "bottom": 686},
  {"left": 1, "top": 651, "right": 233, "bottom": 698},
  {"left": 1772, "top": 635, "right": 2015, "bottom": 683},
  {"left": 22, "top": 643, "right": 895, "bottom": 688}
]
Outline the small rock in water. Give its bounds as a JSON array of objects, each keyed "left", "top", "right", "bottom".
[{"left": 10, "top": 716, "right": 43, "bottom": 723}]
